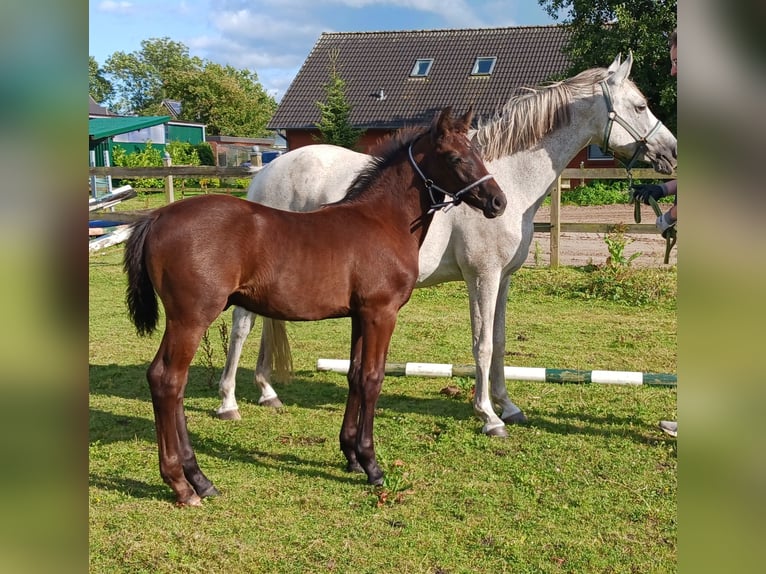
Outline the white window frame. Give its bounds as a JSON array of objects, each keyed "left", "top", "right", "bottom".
[
  {"left": 410, "top": 58, "right": 434, "bottom": 77},
  {"left": 586, "top": 144, "right": 613, "bottom": 161},
  {"left": 471, "top": 57, "right": 497, "bottom": 76}
]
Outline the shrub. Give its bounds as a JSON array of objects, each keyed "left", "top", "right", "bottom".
[
  {"left": 583, "top": 265, "right": 677, "bottom": 307},
  {"left": 562, "top": 180, "right": 631, "bottom": 205},
  {"left": 512, "top": 266, "right": 676, "bottom": 308}
]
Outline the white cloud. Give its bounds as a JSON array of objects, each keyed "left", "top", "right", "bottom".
[{"left": 97, "top": 1, "right": 134, "bottom": 14}]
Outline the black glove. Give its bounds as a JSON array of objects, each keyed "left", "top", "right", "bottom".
[{"left": 630, "top": 183, "right": 667, "bottom": 205}]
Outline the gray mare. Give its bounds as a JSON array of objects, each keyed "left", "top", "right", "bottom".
[{"left": 216, "top": 53, "right": 677, "bottom": 436}]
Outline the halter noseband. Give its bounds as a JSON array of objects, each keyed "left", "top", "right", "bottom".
[
  {"left": 599, "top": 80, "right": 664, "bottom": 173},
  {"left": 408, "top": 141, "right": 495, "bottom": 214}
]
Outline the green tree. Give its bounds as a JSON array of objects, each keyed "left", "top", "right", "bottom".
[
  {"left": 166, "top": 62, "right": 277, "bottom": 137},
  {"left": 102, "top": 37, "right": 202, "bottom": 115},
  {"left": 314, "top": 50, "right": 365, "bottom": 149},
  {"left": 539, "top": 0, "right": 677, "bottom": 134},
  {"left": 94, "top": 37, "right": 276, "bottom": 137},
  {"left": 89, "top": 56, "right": 113, "bottom": 104}
]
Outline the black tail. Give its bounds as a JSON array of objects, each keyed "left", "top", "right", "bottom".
[{"left": 123, "top": 216, "right": 159, "bottom": 336}]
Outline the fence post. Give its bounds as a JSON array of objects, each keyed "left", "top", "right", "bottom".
[
  {"left": 550, "top": 176, "right": 561, "bottom": 268},
  {"left": 163, "top": 152, "right": 175, "bottom": 203}
]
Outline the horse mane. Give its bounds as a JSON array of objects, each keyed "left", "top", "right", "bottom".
[
  {"left": 474, "top": 67, "right": 613, "bottom": 161},
  {"left": 337, "top": 125, "right": 427, "bottom": 203}
]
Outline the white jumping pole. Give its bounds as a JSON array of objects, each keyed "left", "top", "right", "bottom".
[{"left": 316, "top": 358, "right": 676, "bottom": 387}]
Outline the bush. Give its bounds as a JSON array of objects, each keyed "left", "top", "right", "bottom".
[
  {"left": 582, "top": 265, "right": 677, "bottom": 307},
  {"left": 512, "top": 266, "right": 676, "bottom": 308},
  {"left": 111, "top": 142, "right": 164, "bottom": 190},
  {"left": 562, "top": 180, "right": 631, "bottom": 205},
  {"left": 559, "top": 179, "right": 675, "bottom": 206}
]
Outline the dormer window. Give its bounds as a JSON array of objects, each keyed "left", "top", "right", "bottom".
[
  {"left": 410, "top": 58, "right": 434, "bottom": 77},
  {"left": 471, "top": 57, "right": 497, "bottom": 76}
]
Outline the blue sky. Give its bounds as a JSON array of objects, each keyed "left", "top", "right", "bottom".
[{"left": 89, "top": 0, "right": 560, "bottom": 102}]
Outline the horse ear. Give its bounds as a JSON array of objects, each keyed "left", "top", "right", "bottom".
[
  {"left": 434, "top": 106, "right": 454, "bottom": 138},
  {"left": 457, "top": 106, "right": 474, "bottom": 133},
  {"left": 607, "top": 53, "right": 622, "bottom": 74},
  {"left": 608, "top": 50, "right": 633, "bottom": 85}
]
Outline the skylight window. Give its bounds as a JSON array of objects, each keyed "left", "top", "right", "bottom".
[
  {"left": 471, "top": 57, "right": 497, "bottom": 76},
  {"left": 410, "top": 58, "right": 434, "bottom": 77}
]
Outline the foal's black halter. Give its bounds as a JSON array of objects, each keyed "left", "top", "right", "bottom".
[{"left": 408, "top": 142, "right": 495, "bottom": 214}]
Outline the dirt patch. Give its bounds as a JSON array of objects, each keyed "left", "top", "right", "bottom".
[{"left": 525, "top": 204, "right": 677, "bottom": 268}]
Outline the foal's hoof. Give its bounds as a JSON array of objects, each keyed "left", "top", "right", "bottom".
[
  {"left": 198, "top": 484, "right": 221, "bottom": 498},
  {"left": 259, "top": 397, "right": 284, "bottom": 409},
  {"left": 345, "top": 461, "right": 365, "bottom": 474},
  {"left": 216, "top": 409, "right": 241, "bottom": 421},
  {"left": 175, "top": 493, "right": 203, "bottom": 507},
  {"left": 502, "top": 411, "right": 529, "bottom": 425}
]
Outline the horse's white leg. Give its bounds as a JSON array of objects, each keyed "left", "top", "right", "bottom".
[
  {"left": 490, "top": 274, "right": 527, "bottom": 424},
  {"left": 465, "top": 272, "right": 508, "bottom": 437},
  {"left": 254, "top": 319, "right": 283, "bottom": 408},
  {"left": 216, "top": 306, "right": 255, "bottom": 420}
]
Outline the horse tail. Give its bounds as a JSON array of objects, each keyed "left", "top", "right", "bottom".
[
  {"left": 263, "top": 318, "right": 293, "bottom": 383},
  {"left": 123, "top": 215, "right": 159, "bottom": 336}
]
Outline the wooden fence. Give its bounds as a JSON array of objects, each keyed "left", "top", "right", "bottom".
[{"left": 88, "top": 165, "right": 674, "bottom": 267}]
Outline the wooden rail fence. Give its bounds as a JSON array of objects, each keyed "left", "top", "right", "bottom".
[{"left": 88, "top": 165, "right": 674, "bottom": 267}]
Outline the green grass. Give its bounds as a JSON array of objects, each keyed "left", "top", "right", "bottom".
[{"left": 90, "top": 247, "right": 676, "bottom": 573}]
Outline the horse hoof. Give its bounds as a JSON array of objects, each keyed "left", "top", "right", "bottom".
[
  {"left": 485, "top": 425, "right": 509, "bottom": 438},
  {"left": 502, "top": 411, "right": 528, "bottom": 425},
  {"left": 216, "top": 409, "right": 241, "bottom": 421},
  {"left": 198, "top": 485, "right": 220, "bottom": 498},
  {"left": 368, "top": 474, "right": 384, "bottom": 487},
  {"left": 259, "top": 397, "right": 284, "bottom": 409},
  {"left": 175, "top": 494, "right": 203, "bottom": 507},
  {"left": 346, "top": 462, "right": 365, "bottom": 474}
]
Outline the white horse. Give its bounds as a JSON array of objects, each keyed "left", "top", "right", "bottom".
[{"left": 216, "top": 53, "right": 677, "bottom": 436}]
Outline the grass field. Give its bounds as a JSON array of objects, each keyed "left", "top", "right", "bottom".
[{"left": 89, "top": 245, "right": 676, "bottom": 573}]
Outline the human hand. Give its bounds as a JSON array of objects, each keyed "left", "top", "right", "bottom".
[{"left": 630, "top": 183, "right": 668, "bottom": 205}]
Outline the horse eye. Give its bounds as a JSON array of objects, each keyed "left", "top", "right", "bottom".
[
  {"left": 450, "top": 156, "right": 464, "bottom": 166},
  {"left": 635, "top": 104, "right": 647, "bottom": 113}
]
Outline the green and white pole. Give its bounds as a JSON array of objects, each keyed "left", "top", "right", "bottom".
[{"left": 316, "top": 359, "right": 676, "bottom": 387}]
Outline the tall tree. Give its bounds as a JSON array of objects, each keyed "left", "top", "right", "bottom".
[
  {"left": 94, "top": 37, "right": 277, "bottom": 137},
  {"left": 539, "top": 0, "right": 677, "bottom": 134},
  {"left": 314, "top": 50, "right": 365, "bottom": 149},
  {"left": 89, "top": 56, "right": 113, "bottom": 104},
  {"left": 101, "top": 37, "right": 202, "bottom": 115},
  {"left": 166, "top": 62, "right": 277, "bottom": 137}
]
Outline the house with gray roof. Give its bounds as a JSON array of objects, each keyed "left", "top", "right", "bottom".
[
  {"left": 270, "top": 25, "right": 618, "bottom": 175},
  {"left": 270, "top": 26, "right": 571, "bottom": 146}
]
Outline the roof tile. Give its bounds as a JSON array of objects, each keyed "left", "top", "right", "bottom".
[{"left": 269, "top": 25, "right": 571, "bottom": 130}]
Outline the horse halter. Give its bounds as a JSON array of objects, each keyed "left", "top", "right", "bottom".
[
  {"left": 407, "top": 142, "right": 495, "bottom": 214},
  {"left": 598, "top": 80, "right": 664, "bottom": 174}
]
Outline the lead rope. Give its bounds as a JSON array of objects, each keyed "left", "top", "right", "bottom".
[{"left": 631, "top": 186, "right": 676, "bottom": 264}]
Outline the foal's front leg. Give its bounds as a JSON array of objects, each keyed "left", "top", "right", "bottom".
[
  {"left": 353, "top": 311, "right": 397, "bottom": 486},
  {"left": 340, "top": 317, "right": 364, "bottom": 473}
]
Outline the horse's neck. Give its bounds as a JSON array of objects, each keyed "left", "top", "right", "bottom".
[
  {"left": 356, "top": 159, "right": 434, "bottom": 242},
  {"left": 490, "top": 115, "right": 595, "bottom": 212}
]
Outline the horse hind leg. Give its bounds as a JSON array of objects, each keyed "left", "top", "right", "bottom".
[
  {"left": 216, "top": 306, "right": 256, "bottom": 420},
  {"left": 176, "top": 405, "right": 219, "bottom": 498},
  {"left": 150, "top": 324, "right": 217, "bottom": 505},
  {"left": 255, "top": 318, "right": 286, "bottom": 408}
]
